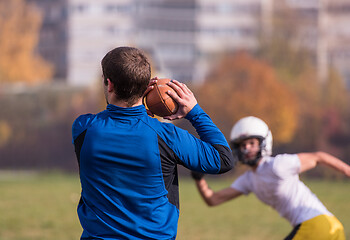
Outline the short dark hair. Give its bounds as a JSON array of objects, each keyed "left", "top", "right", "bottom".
[{"left": 101, "top": 47, "right": 151, "bottom": 106}]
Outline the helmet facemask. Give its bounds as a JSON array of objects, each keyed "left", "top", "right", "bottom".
[{"left": 230, "top": 137, "right": 264, "bottom": 167}]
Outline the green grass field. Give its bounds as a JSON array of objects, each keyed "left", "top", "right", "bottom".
[{"left": 0, "top": 172, "right": 348, "bottom": 240}]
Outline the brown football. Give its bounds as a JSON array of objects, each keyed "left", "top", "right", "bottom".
[{"left": 144, "top": 78, "right": 178, "bottom": 117}]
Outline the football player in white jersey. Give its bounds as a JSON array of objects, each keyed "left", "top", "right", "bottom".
[{"left": 192, "top": 116, "right": 350, "bottom": 240}]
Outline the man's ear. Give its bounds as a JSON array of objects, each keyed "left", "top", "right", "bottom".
[{"left": 107, "top": 79, "right": 114, "bottom": 92}]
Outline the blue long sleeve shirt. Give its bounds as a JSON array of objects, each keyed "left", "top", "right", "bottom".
[{"left": 72, "top": 104, "right": 234, "bottom": 240}]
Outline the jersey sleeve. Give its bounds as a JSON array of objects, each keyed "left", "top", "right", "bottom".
[
  {"left": 185, "top": 104, "right": 229, "bottom": 147},
  {"left": 272, "top": 154, "right": 300, "bottom": 178},
  {"left": 72, "top": 114, "right": 95, "bottom": 143},
  {"left": 164, "top": 104, "right": 235, "bottom": 174},
  {"left": 231, "top": 172, "right": 252, "bottom": 195}
]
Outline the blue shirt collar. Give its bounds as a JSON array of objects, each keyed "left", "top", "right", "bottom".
[{"left": 106, "top": 104, "right": 147, "bottom": 117}]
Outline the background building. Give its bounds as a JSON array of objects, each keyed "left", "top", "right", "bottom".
[
  {"left": 135, "top": 0, "right": 197, "bottom": 82},
  {"left": 29, "top": 0, "right": 68, "bottom": 81},
  {"left": 326, "top": 0, "right": 350, "bottom": 87},
  {"left": 67, "top": 0, "right": 135, "bottom": 85},
  {"left": 31, "top": 0, "right": 350, "bottom": 87}
]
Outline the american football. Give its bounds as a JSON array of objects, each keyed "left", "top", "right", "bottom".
[{"left": 144, "top": 78, "right": 179, "bottom": 117}]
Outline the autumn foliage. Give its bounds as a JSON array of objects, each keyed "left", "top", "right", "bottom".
[
  {"left": 0, "top": 0, "right": 53, "bottom": 84},
  {"left": 195, "top": 52, "right": 298, "bottom": 144}
]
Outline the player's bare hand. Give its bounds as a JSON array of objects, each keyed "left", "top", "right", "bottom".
[
  {"left": 143, "top": 77, "right": 158, "bottom": 97},
  {"left": 143, "top": 77, "right": 158, "bottom": 117},
  {"left": 164, "top": 80, "right": 197, "bottom": 121}
]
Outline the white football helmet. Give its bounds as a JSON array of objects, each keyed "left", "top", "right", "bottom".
[{"left": 230, "top": 116, "right": 272, "bottom": 165}]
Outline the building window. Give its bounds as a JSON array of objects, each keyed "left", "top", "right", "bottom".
[
  {"left": 104, "top": 4, "right": 132, "bottom": 14},
  {"left": 71, "top": 4, "right": 88, "bottom": 13}
]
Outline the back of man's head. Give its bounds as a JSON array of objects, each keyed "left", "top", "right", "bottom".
[{"left": 101, "top": 47, "right": 151, "bottom": 105}]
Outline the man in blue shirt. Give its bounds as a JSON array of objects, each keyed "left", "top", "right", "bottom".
[{"left": 72, "top": 46, "right": 235, "bottom": 240}]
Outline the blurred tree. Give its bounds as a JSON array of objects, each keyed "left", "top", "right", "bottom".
[
  {"left": 255, "top": 0, "right": 350, "bottom": 175},
  {"left": 255, "top": 1, "right": 325, "bottom": 152},
  {"left": 322, "top": 69, "right": 350, "bottom": 114},
  {"left": 0, "top": 0, "right": 53, "bottom": 84},
  {"left": 0, "top": 120, "right": 11, "bottom": 147},
  {"left": 258, "top": 0, "right": 314, "bottom": 82},
  {"left": 318, "top": 69, "right": 350, "bottom": 152},
  {"left": 0, "top": 85, "right": 99, "bottom": 171},
  {"left": 195, "top": 52, "right": 298, "bottom": 145}
]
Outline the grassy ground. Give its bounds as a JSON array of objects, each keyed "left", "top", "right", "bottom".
[
  {"left": 0, "top": 171, "right": 81, "bottom": 240},
  {"left": 178, "top": 177, "right": 350, "bottom": 240},
  {"left": 0, "top": 172, "right": 348, "bottom": 240}
]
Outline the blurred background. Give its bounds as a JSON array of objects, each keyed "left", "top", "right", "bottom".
[
  {"left": 1, "top": 0, "right": 349, "bottom": 177},
  {"left": 1, "top": 0, "right": 350, "bottom": 239}
]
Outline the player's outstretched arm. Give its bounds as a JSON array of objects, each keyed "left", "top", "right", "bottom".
[
  {"left": 192, "top": 173, "right": 242, "bottom": 206},
  {"left": 298, "top": 152, "right": 350, "bottom": 177}
]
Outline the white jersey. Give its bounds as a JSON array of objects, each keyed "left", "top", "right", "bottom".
[{"left": 231, "top": 154, "right": 332, "bottom": 226}]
